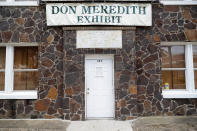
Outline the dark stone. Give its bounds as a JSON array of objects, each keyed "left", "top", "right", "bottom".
[
  {"left": 169, "top": 24, "right": 178, "bottom": 32},
  {"left": 0, "top": 21, "right": 9, "bottom": 31},
  {"left": 41, "top": 57, "right": 54, "bottom": 68},
  {"left": 73, "top": 95, "right": 82, "bottom": 104},
  {"left": 0, "top": 102, "right": 3, "bottom": 108},
  {"left": 70, "top": 100, "right": 80, "bottom": 113},
  {"left": 176, "top": 99, "right": 191, "bottom": 105},
  {"left": 154, "top": 90, "right": 162, "bottom": 101},
  {"left": 22, "top": 10, "right": 33, "bottom": 18},
  {"left": 186, "top": 109, "right": 196, "bottom": 115},
  {"left": 170, "top": 101, "right": 177, "bottom": 111},
  {"left": 137, "top": 103, "right": 144, "bottom": 113},
  {"left": 0, "top": 109, "right": 6, "bottom": 115},
  {"left": 137, "top": 75, "right": 148, "bottom": 85},
  {"left": 190, "top": 7, "right": 197, "bottom": 19},
  {"left": 47, "top": 107, "right": 56, "bottom": 115},
  {"left": 178, "top": 20, "right": 184, "bottom": 26},
  {"left": 143, "top": 54, "right": 158, "bottom": 64},
  {"left": 170, "top": 13, "right": 177, "bottom": 17},
  {"left": 171, "top": 34, "right": 178, "bottom": 41},
  {"left": 42, "top": 53, "right": 55, "bottom": 61},
  {"left": 165, "top": 35, "right": 172, "bottom": 41},
  {"left": 11, "top": 9, "right": 21, "bottom": 18},
  {"left": 162, "top": 99, "right": 170, "bottom": 109},
  {"left": 25, "top": 106, "right": 33, "bottom": 114},
  {"left": 144, "top": 63, "right": 155, "bottom": 71},
  {"left": 175, "top": 106, "right": 185, "bottom": 115},
  {"left": 42, "top": 69, "right": 52, "bottom": 77},
  {"left": 137, "top": 86, "right": 146, "bottom": 95},
  {"left": 25, "top": 27, "right": 34, "bottom": 34},
  {"left": 66, "top": 64, "right": 80, "bottom": 73},
  {"left": 65, "top": 72, "right": 79, "bottom": 85},
  {"left": 0, "top": 8, "right": 11, "bottom": 17},
  {"left": 127, "top": 99, "right": 137, "bottom": 109},
  {"left": 156, "top": 102, "right": 162, "bottom": 111},
  {"left": 184, "top": 23, "right": 196, "bottom": 29},
  {"left": 24, "top": 18, "right": 35, "bottom": 27},
  {"left": 172, "top": 20, "right": 177, "bottom": 23},
  {"left": 147, "top": 85, "right": 154, "bottom": 94},
  {"left": 63, "top": 98, "right": 69, "bottom": 109},
  {"left": 161, "top": 12, "right": 169, "bottom": 19},
  {"left": 177, "top": 32, "right": 186, "bottom": 41},
  {"left": 118, "top": 90, "right": 127, "bottom": 99},
  {"left": 33, "top": 12, "right": 41, "bottom": 20},
  {"left": 55, "top": 97, "right": 63, "bottom": 109},
  {"left": 57, "top": 61, "right": 63, "bottom": 71},
  {"left": 121, "top": 108, "right": 130, "bottom": 115},
  {"left": 4, "top": 102, "right": 12, "bottom": 110},
  {"left": 71, "top": 114, "right": 80, "bottom": 121},
  {"left": 136, "top": 59, "right": 143, "bottom": 69},
  {"left": 46, "top": 45, "right": 54, "bottom": 53},
  {"left": 119, "top": 74, "right": 130, "bottom": 84},
  {"left": 147, "top": 44, "right": 158, "bottom": 54},
  {"left": 164, "top": 5, "right": 179, "bottom": 12},
  {"left": 17, "top": 104, "right": 24, "bottom": 114}
]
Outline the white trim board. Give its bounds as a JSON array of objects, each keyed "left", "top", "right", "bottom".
[
  {"left": 0, "top": 91, "right": 37, "bottom": 99},
  {"left": 160, "top": 1, "right": 197, "bottom": 5},
  {"left": 162, "top": 90, "right": 197, "bottom": 98}
]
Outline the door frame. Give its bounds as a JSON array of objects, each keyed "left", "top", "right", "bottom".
[{"left": 85, "top": 54, "right": 115, "bottom": 120}]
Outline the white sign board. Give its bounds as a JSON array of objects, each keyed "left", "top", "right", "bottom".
[
  {"left": 46, "top": 3, "right": 152, "bottom": 26},
  {"left": 77, "top": 30, "right": 122, "bottom": 48}
]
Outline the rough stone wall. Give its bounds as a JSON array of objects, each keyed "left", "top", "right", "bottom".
[
  {"left": 0, "top": 6, "right": 64, "bottom": 119},
  {"left": 0, "top": 3, "right": 197, "bottom": 120},
  {"left": 135, "top": 4, "right": 197, "bottom": 116},
  {"left": 63, "top": 30, "right": 137, "bottom": 120}
]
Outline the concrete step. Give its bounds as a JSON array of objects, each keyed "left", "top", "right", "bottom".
[{"left": 67, "top": 120, "right": 133, "bottom": 131}]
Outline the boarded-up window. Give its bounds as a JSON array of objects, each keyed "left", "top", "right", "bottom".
[
  {"left": 14, "top": 47, "right": 38, "bottom": 90},
  {"left": 0, "top": 47, "right": 6, "bottom": 91}
]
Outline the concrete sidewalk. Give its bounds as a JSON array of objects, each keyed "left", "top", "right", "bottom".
[
  {"left": 132, "top": 116, "right": 197, "bottom": 131},
  {"left": 0, "top": 116, "right": 197, "bottom": 131}
]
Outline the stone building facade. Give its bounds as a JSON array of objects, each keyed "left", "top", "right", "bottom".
[{"left": 0, "top": 1, "right": 197, "bottom": 120}]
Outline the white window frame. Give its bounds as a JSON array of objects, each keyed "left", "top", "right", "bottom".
[
  {"left": 0, "top": 43, "right": 38, "bottom": 99},
  {"left": 160, "top": 0, "right": 197, "bottom": 5},
  {"left": 0, "top": 0, "right": 39, "bottom": 6},
  {"left": 162, "top": 42, "right": 197, "bottom": 98}
]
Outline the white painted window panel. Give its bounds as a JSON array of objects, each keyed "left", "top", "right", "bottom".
[{"left": 4, "top": 46, "right": 14, "bottom": 93}]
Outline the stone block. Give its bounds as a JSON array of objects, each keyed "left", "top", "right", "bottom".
[
  {"left": 47, "top": 86, "right": 58, "bottom": 100},
  {"left": 185, "top": 29, "right": 197, "bottom": 41},
  {"left": 164, "top": 6, "right": 179, "bottom": 12},
  {"left": 129, "top": 85, "right": 137, "bottom": 95},
  {"left": 35, "top": 99, "right": 50, "bottom": 112}
]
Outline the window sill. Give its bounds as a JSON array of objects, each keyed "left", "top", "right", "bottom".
[
  {"left": 162, "top": 90, "right": 197, "bottom": 98},
  {"left": 0, "top": 91, "right": 37, "bottom": 99},
  {"left": 0, "top": 1, "right": 39, "bottom": 6},
  {"left": 160, "top": 1, "right": 197, "bottom": 5}
]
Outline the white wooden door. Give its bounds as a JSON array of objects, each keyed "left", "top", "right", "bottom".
[{"left": 85, "top": 56, "right": 114, "bottom": 119}]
